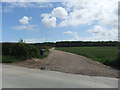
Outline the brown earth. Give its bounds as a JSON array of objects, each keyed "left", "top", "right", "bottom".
[{"left": 8, "top": 48, "right": 119, "bottom": 78}]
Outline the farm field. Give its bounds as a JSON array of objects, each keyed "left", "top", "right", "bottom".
[{"left": 56, "top": 46, "right": 119, "bottom": 68}]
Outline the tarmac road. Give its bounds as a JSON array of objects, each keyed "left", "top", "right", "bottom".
[{"left": 1, "top": 64, "right": 118, "bottom": 88}]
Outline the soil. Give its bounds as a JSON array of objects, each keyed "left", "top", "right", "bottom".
[{"left": 8, "top": 48, "right": 119, "bottom": 78}]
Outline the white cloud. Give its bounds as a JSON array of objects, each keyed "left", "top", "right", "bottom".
[
  {"left": 41, "top": 0, "right": 118, "bottom": 29},
  {"left": 41, "top": 13, "right": 56, "bottom": 28},
  {"left": 40, "top": 0, "right": 118, "bottom": 41},
  {"left": 87, "top": 26, "right": 105, "bottom": 34},
  {"left": 87, "top": 25, "right": 118, "bottom": 41},
  {"left": 0, "top": 2, "right": 2, "bottom": 12},
  {"left": 60, "top": 0, "right": 118, "bottom": 27},
  {"left": 2, "top": 0, "right": 54, "bottom": 2},
  {"left": 61, "top": 0, "right": 118, "bottom": 41},
  {"left": 59, "top": 9, "right": 98, "bottom": 27},
  {"left": 24, "top": 38, "right": 44, "bottom": 43},
  {"left": 51, "top": 7, "right": 68, "bottom": 19},
  {"left": 19, "top": 16, "right": 32, "bottom": 25},
  {"left": 13, "top": 16, "right": 38, "bottom": 31},
  {"left": 63, "top": 31, "right": 79, "bottom": 40},
  {"left": 41, "top": 6, "right": 68, "bottom": 28},
  {"left": 12, "top": 24, "right": 37, "bottom": 31},
  {"left": 2, "top": 2, "right": 53, "bottom": 12},
  {"left": 38, "top": 2, "right": 53, "bottom": 8},
  {"left": 63, "top": 26, "right": 118, "bottom": 41},
  {"left": 24, "top": 37, "right": 53, "bottom": 43}
]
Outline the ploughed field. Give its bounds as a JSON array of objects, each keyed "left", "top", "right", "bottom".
[{"left": 56, "top": 46, "right": 119, "bottom": 68}]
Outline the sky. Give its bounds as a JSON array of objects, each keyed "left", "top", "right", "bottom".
[{"left": 1, "top": 0, "right": 119, "bottom": 43}]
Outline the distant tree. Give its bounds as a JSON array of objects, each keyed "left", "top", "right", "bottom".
[{"left": 18, "top": 38, "right": 25, "bottom": 43}]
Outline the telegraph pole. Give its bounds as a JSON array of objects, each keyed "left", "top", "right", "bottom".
[{"left": 45, "top": 33, "right": 47, "bottom": 46}]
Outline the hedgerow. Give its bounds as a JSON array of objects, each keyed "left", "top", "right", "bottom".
[{"left": 2, "top": 43, "right": 40, "bottom": 62}]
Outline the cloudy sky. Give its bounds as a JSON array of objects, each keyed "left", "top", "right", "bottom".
[{"left": 2, "top": 0, "right": 119, "bottom": 43}]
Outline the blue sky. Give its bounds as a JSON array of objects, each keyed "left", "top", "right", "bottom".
[{"left": 2, "top": 0, "right": 118, "bottom": 43}]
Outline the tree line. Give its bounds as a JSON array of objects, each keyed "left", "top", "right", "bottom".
[{"left": 33, "top": 41, "right": 120, "bottom": 47}]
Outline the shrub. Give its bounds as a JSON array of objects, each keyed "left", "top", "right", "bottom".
[
  {"left": 2, "top": 43, "right": 40, "bottom": 62},
  {"left": 39, "top": 49, "right": 49, "bottom": 59},
  {"left": 2, "top": 55, "right": 17, "bottom": 63}
]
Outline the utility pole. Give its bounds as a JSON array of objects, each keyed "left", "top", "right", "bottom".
[
  {"left": 46, "top": 34, "right": 47, "bottom": 43},
  {"left": 45, "top": 34, "right": 47, "bottom": 46}
]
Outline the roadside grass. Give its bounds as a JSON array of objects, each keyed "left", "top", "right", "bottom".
[{"left": 56, "top": 47, "right": 119, "bottom": 68}]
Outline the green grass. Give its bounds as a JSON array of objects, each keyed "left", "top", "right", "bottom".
[{"left": 56, "top": 47, "right": 119, "bottom": 67}]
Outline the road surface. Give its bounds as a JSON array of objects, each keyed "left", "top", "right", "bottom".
[{"left": 1, "top": 64, "right": 118, "bottom": 88}]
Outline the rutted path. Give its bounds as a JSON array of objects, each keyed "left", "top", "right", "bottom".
[{"left": 9, "top": 48, "right": 119, "bottom": 78}]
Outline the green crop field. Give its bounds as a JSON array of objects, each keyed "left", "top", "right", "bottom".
[{"left": 56, "top": 47, "right": 119, "bottom": 68}]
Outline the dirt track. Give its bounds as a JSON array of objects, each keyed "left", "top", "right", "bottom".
[{"left": 9, "top": 48, "right": 119, "bottom": 78}]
